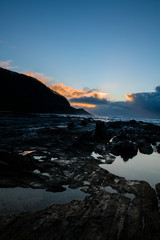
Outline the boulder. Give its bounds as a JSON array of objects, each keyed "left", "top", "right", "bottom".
[
  {"left": 95, "top": 121, "right": 107, "bottom": 140},
  {"left": 111, "top": 141, "right": 138, "bottom": 161},
  {"left": 138, "top": 142, "right": 153, "bottom": 155},
  {"left": 95, "top": 121, "right": 112, "bottom": 141}
]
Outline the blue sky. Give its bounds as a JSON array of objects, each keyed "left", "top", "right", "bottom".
[{"left": 0, "top": 0, "right": 160, "bottom": 117}]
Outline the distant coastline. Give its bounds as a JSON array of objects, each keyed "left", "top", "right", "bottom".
[{"left": 0, "top": 67, "right": 91, "bottom": 116}]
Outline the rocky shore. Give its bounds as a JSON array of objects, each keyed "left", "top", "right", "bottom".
[{"left": 0, "top": 113, "right": 160, "bottom": 240}]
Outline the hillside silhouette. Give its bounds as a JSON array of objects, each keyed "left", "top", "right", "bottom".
[{"left": 0, "top": 67, "right": 89, "bottom": 115}]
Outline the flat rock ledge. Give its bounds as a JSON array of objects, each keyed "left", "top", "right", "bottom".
[{"left": 0, "top": 176, "right": 160, "bottom": 240}]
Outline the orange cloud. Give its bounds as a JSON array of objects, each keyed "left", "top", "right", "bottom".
[
  {"left": 24, "top": 72, "right": 52, "bottom": 84},
  {"left": 49, "top": 83, "right": 109, "bottom": 100},
  {"left": 49, "top": 83, "right": 86, "bottom": 98},
  {"left": 23, "top": 72, "right": 110, "bottom": 109},
  {"left": 0, "top": 60, "right": 17, "bottom": 69},
  {"left": 70, "top": 102, "right": 96, "bottom": 108},
  {"left": 125, "top": 93, "right": 134, "bottom": 102},
  {"left": 23, "top": 72, "right": 110, "bottom": 103}
]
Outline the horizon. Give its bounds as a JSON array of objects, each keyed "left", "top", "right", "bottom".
[
  {"left": 1, "top": 66, "right": 160, "bottom": 119},
  {"left": 0, "top": 0, "right": 160, "bottom": 118}
]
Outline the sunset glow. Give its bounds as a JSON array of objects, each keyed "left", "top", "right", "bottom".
[
  {"left": 0, "top": 60, "right": 17, "bottom": 69},
  {"left": 49, "top": 83, "right": 109, "bottom": 100},
  {"left": 125, "top": 93, "right": 134, "bottom": 102},
  {"left": 49, "top": 83, "right": 86, "bottom": 98},
  {"left": 24, "top": 72, "right": 51, "bottom": 84},
  {"left": 70, "top": 102, "right": 96, "bottom": 108}
]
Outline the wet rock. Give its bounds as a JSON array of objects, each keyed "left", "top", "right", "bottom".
[
  {"left": 74, "top": 131, "right": 95, "bottom": 152},
  {"left": 0, "top": 151, "right": 36, "bottom": 172},
  {"left": 129, "top": 119, "right": 137, "bottom": 125},
  {"left": 67, "top": 121, "right": 75, "bottom": 129},
  {"left": 0, "top": 115, "right": 160, "bottom": 239},
  {"left": 0, "top": 181, "right": 160, "bottom": 240},
  {"left": 80, "top": 119, "right": 89, "bottom": 126},
  {"left": 95, "top": 121, "right": 107, "bottom": 140},
  {"left": 94, "top": 143, "right": 106, "bottom": 155},
  {"left": 95, "top": 121, "right": 113, "bottom": 141},
  {"left": 111, "top": 141, "right": 138, "bottom": 160},
  {"left": 157, "top": 144, "right": 160, "bottom": 153},
  {"left": 117, "top": 131, "right": 129, "bottom": 141},
  {"left": 77, "top": 131, "right": 93, "bottom": 144},
  {"left": 139, "top": 142, "right": 153, "bottom": 155},
  {"left": 155, "top": 183, "right": 160, "bottom": 199}
]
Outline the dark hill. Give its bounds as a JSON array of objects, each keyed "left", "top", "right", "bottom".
[{"left": 0, "top": 68, "right": 90, "bottom": 115}]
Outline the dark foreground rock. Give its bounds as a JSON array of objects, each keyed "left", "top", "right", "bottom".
[
  {"left": 156, "top": 183, "right": 160, "bottom": 199},
  {"left": 157, "top": 144, "right": 160, "bottom": 153},
  {"left": 111, "top": 141, "right": 138, "bottom": 160},
  {"left": 0, "top": 114, "right": 160, "bottom": 239},
  {"left": 0, "top": 180, "right": 160, "bottom": 240},
  {"left": 138, "top": 142, "right": 153, "bottom": 155}
]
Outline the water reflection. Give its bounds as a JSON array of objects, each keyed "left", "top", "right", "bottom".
[
  {"left": 0, "top": 186, "right": 87, "bottom": 214},
  {"left": 100, "top": 152, "right": 160, "bottom": 188}
]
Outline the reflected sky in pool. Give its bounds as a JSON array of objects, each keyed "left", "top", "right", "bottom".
[
  {"left": 0, "top": 186, "right": 87, "bottom": 214},
  {"left": 100, "top": 151, "right": 160, "bottom": 188}
]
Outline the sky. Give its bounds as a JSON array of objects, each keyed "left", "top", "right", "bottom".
[{"left": 0, "top": 0, "right": 160, "bottom": 118}]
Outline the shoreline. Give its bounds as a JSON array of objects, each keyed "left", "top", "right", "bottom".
[{"left": 0, "top": 114, "right": 160, "bottom": 239}]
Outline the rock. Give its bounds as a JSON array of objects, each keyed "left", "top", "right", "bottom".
[
  {"left": 0, "top": 151, "right": 36, "bottom": 172},
  {"left": 67, "top": 121, "right": 75, "bottom": 129},
  {"left": 80, "top": 119, "right": 89, "bottom": 126},
  {"left": 116, "top": 130, "right": 130, "bottom": 141},
  {"left": 76, "top": 131, "right": 94, "bottom": 150},
  {"left": 139, "top": 142, "right": 153, "bottom": 155},
  {"left": 0, "top": 181, "right": 160, "bottom": 240},
  {"left": 155, "top": 183, "right": 160, "bottom": 199},
  {"left": 129, "top": 119, "right": 137, "bottom": 125},
  {"left": 95, "top": 121, "right": 112, "bottom": 141},
  {"left": 111, "top": 141, "right": 138, "bottom": 160},
  {"left": 1, "top": 115, "right": 160, "bottom": 239},
  {"left": 95, "top": 121, "right": 107, "bottom": 140},
  {"left": 157, "top": 144, "right": 160, "bottom": 153}
]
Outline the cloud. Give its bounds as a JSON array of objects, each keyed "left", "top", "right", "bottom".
[
  {"left": 49, "top": 83, "right": 160, "bottom": 118},
  {"left": 70, "top": 96, "right": 108, "bottom": 105},
  {"left": 125, "top": 93, "right": 135, "bottom": 102},
  {"left": 155, "top": 86, "right": 160, "bottom": 92},
  {"left": 71, "top": 102, "right": 97, "bottom": 108},
  {"left": 88, "top": 102, "right": 130, "bottom": 117},
  {"left": 70, "top": 96, "right": 108, "bottom": 109},
  {"left": 68, "top": 85, "right": 160, "bottom": 118},
  {"left": 3, "top": 65, "right": 159, "bottom": 118},
  {"left": 23, "top": 75, "right": 109, "bottom": 107},
  {"left": 125, "top": 90, "right": 160, "bottom": 115},
  {"left": 89, "top": 87, "right": 160, "bottom": 118},
  {"left": 49, "top": 83, "right": 86, "bottom": 98},
  {"left": 24, "top": 72, "right": 52, "bottom": 84},
  {"left": 0, "top": 60, "right": 17, "bottom": 69},
  {"left": 49, "top": 83, "right": 110, "bottom": 100}
]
